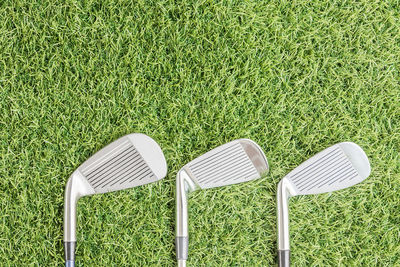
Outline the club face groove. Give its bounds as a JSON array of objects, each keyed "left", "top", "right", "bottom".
[
  {"left": 284, "top": 142, "right": 371, "bottom": 196},
  {"left": 77, "top": 133, "right": 167, "bottom": 194},
  {"left": 183, "top": 139, "right": 269, "bottom": 189}
]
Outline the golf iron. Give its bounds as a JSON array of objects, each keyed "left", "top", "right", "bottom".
[
  {"left": 277, "top": 142, "right": 371, "bottom": 267},
  {"left": 64, "top": 133, "right": 167, "bottom": 267},
  {"left": 175, "top": 139, "right": 269, "bottom": 267}
]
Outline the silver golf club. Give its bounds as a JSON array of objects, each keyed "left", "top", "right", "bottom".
[
  {"left": 176, "top": 139, "right": 269, "bottom": 267},
  {"left": 64, "top": 133, "right": 167, "bottom": 267},
  {"left": 277, "top": 142, "right": 371, "bottom": 267}
]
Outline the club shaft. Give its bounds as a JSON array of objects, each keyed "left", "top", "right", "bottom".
[
  {"left": 64, "top": 241, "right": 76, "bottom": 267},
  {"left": 278, "top": 250, "right": 290, "bottom": 267}
]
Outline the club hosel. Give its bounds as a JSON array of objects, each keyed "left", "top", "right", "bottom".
[
  {"left": 176, "top": 171, "right": 189, "bottom": 237},
  {"left": 64, "top": 173, "right": 95, "bottom": 265},
  {"left": 277, "top": 178, "right": 294, "bottom": 251},
  {"left": 64, "top": 172, "right": 95, "bottom": 247},
  {"left": 176, "top": 170, "right": 197, "bottom": 261},
  {"left": 176, "top": 170, "right": 189, "bottom": 261}
]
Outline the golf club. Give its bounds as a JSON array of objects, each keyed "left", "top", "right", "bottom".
[
  {"left": 277, "top": 142, "right": 371, "bottom": 267},
  {"left": 176, "top": 139, "right": 269, "bottom": 267},
  {"left": 64, "top": 133, "right": 167, "bottom": 267}
]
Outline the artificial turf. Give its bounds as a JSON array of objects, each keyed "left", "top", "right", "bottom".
[{"left": 1, "top": 0, "right": 399, "bottom": 266}]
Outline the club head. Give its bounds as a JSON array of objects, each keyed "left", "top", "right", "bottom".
[
  {"left": 74, "top": 133, "right": 167, "bottom": 194},
  {"left": 64, "top": 133, "right": 167, "bottom": 265},
  {"left": 175, "top": 139, "right": 268, "bottom": 266},
  {"left": 282, "top": 142, "right": 370, "bottom": 196},
  {"left": 181, "top": 139, "right": 269, "bottom": 190},
  {"left": 277, "top": 142, "right": 371, "bottom": 266}
]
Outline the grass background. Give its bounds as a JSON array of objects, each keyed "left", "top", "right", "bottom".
[{"left": 1, "top": 0, "right": 399, "bottom": 266}]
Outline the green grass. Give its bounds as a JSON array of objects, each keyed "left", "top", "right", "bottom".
[{"left": 0, "top": 0, "right": 399, "bottom": 266}]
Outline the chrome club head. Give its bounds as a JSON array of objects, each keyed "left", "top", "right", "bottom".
[
  {"left": 64, "top": 133, "right": 167, "bottom": 267},
  {"left": 175, "top": 139, "right": 269, "bottom": 267},
  {"left": 277, "top": 142, "right": 371, "bottom": 267}
]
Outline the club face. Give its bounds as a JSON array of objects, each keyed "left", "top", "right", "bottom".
[
  {"left": 76, "top": 133, "right": 167, "bottom": 194},
  {"left": 182, "top": 139, "right": 269, "bottom": 189},
  {"left": 284, "top": 142, "right": 371, "bottom": 196}
]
